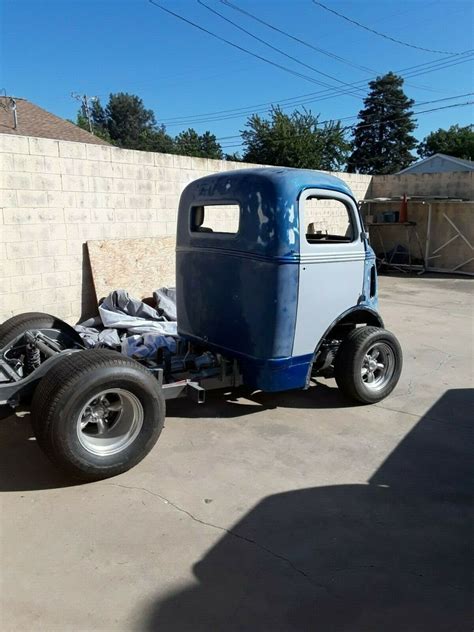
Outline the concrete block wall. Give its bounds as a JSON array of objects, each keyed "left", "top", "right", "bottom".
[
  {"left": 0, "top": 134, "right": 373, "bottom": 323},
  {"left": 370, "top": 171, "right": 473, "bottom": 200}
]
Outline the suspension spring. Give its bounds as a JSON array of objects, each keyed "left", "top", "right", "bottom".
[{"left": 25, "top": 342, "right": 41, "bottom": 374}]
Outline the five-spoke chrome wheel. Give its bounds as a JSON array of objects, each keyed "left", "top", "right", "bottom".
[
  {"left": 77, "top": 388, "right": 144, "bottom": 456},
  {"left": 361, "top": 342, "right": 396, "bottom": 392},
  {"left": 334, "top": 326, "right": 402, "bottom": 403}
]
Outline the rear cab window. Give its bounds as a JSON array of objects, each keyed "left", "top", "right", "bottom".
[{"left": 191, "top": 204, "right": 240, "bottom": 235}]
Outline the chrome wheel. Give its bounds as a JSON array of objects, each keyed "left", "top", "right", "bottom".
[
  {"left": 361, "top": 342, "right": 396, "bottom": 392},
  {"left": 77, "top": 388, "right": 144, "bottom": 456}
]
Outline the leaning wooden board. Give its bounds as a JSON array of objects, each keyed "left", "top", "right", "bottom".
[{"left": 87, "top": 237, "right": 176, "bottom": 302}]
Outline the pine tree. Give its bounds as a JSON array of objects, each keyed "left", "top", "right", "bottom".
[{"left": 347, "top": 72, "right": 417, "bottom": 174}]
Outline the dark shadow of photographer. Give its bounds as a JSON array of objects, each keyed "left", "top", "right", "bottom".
[{"left": 142, "top": 388, "right": 473, "bottom": 631}]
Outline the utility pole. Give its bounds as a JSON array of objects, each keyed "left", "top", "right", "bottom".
[{"left": 71, "top": 93, "right": 97, "bottom": 134}]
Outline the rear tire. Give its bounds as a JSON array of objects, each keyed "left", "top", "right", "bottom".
[
  {"left": 31, "top": 349, "right": 165, "bottom": 481},
  {"left": 334, "top": 326, "right": 402, "bottom": 404},
  {"left": 0, "top": 312, "right": 79, "bottom": 348}
]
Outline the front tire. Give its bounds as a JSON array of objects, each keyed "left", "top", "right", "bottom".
[
  {"left": 334, "top": 326, "right": 402, "bottom": 404},
  {"left": 31, "top": 349, "right": 165, "bottom": 481}
]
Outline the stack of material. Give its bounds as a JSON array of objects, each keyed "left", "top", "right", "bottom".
[{"left": 76, "top": 288, "right": 178, "bottom": 359}]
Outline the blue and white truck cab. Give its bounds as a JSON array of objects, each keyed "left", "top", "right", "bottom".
[{"left": 0, "top": 168, "right": 402, "bottom": 481}]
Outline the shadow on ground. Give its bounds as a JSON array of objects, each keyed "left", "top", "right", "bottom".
[
  {"left": 0, "top": 382, "right": 350, "bottom": 493},
  {"left": 142, "top": 389, "right": 473, "bottom": 632},
  {"left": 165, "top": 381, "right": 354, "bottom": 420},
  {"left": 0, "top": 408, "right": 79, "bottom": 492}
]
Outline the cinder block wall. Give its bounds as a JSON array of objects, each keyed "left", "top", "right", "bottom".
[
  {"left": 370, "top": 172, "right": 473, "bottom": 200},
  {"left": 0, "top": 134, "right": 372, "bottom": 323}
]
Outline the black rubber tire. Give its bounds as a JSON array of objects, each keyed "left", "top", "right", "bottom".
[
  {"left": 334, "top": 326, "right": 402, "bottom": 404},
  {"left": 0, "top": 312, "right": 76, "bottom": 348},
  {"left": 31, "top": 349, "right": 165, "bottom": 481}
]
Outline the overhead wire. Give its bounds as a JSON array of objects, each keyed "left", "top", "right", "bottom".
[
  {"left": 147, "top": 1, "right": 472, "bottom": 133},
  {"left": 197, "top": 0, "right": 365, "bottom": 97},
  {"left": 215, "top": 93, "right": 474, "bottom": 141},
  {"left": 218, "top": 0, "right": 447, "bottom": 94},
  {"left": 161, "top": 52, "right": 474, "bottom": 126},
  {"left": 311, "top": 0, "right": 464, "bottom": 55},
  {"left": 148, "top": 0, "right": 365, "bottom": 91},
  {"left": 220, "top": 0, "right": 375, "bottom": 74},
  {"left": 218, "top": 100, "right": 474, "bottom": 149}
]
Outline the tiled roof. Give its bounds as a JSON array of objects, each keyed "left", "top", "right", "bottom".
[{"left": 0, "top": 96, "right": 110, "bottom": 145}]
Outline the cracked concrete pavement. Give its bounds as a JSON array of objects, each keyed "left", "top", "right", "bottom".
[{"left": 1, "top": 275, "right": 472, "bottom": 631}]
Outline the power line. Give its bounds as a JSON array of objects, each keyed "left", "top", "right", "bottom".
[
  {"left": 311, "top": 1, "right": 464, "bottom": 56},
  {"left": 220, "top": 0, "right": 375, "bottom": 75},
  {"left": 148, "top": 0, "right": 364, "bottom": 91},
  {"left": 215, "top": 93, "right": 474, "bottom": 141},
  {"left": 219, "top": 0, "right": 445, "bottom": 95},
  {"left": 147, "top": 1, "right": 473, "bottom": 129},
  {"left": 218, "top": 100, "right": 474, "bottom": 149},
  {"left": 160, "top": 52, "right": 473, "bottom": 124},
  {"left": 350, "top": 100, "right": 473, "bottom": 132},
  {"left": 197, "top": 0, "right": 365, "bottom": 97},
  {"left": 161, "top": 53, "right": 474, "bottom": 126}
]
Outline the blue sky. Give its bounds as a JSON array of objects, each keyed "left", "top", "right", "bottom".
[{"left": 1, "top": 0, "right": 473, "bottom": 152}]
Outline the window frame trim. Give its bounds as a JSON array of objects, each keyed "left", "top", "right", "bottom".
[
  {"left": 189, "top": 201, "right": 242, "bottom": 238},
  {"left": 298, "top": 188, "right": 360, "bottom": 248}
]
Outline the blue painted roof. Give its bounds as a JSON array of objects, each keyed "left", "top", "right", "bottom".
[
  {"left": 204, "top": 167, "right": 354, "bottom": 198},
  {"left": 178, "top": 166, "right": 355, "bottom": 262}
]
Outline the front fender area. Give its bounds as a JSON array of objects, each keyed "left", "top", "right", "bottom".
[
  {"left": 315, "top": 305, "right": 384, "bottom": 353},
  {"left": 310, "top": 306, "right": 384, "bottom": 382}
]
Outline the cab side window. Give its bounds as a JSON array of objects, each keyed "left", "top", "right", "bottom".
[
  {"left": 191, "top": 204, "right": 240, "bottom": 234},
  {"left": 302, "top": 197, "right": 354, "bottom": 244}
]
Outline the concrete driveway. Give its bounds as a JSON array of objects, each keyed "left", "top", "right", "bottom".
[{"left": 1, "top": 275, "right": 472, "bottom": 631}]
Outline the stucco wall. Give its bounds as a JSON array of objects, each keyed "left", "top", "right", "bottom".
[{"left": 0, "top": 134, "right": 372, "bottom": 323}]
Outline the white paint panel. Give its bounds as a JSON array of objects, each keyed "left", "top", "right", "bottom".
[{"left": 292, "top": 189, "right": 365, "bottom": 356}]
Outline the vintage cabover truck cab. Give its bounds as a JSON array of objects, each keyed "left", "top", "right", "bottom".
[
  {"left": 0, "top": 168, "right": 402, "bottom": 481},
  {"left": 177, "top": 168, "right": 400, "bottom": 394}
]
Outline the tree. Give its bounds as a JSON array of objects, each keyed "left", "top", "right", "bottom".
[
  {"left": 224, "top": 151, "right": 243, "bottom": 162},
  {"left": 76, "top": 99, "right": 111, "bottom": 142},
  {"left": 241, "top": 106, "right": 350, "bottom": 170},
  {"left": 347, "top": 72, "right": 417, "bottom": 174},
  {"left": 174, "top": 128, "right": 223, "bottom": 159},
  {"left": 417, "top": 124, "right": 474, "bottom": 160},
  {"left": 137, "top": 125, "right": 175, "bottom": 154},
  {"left": 75, "top": 93, "right": 175, "bottom": 152},
  {"left": 105, "top": 93, "right": 157, "bottom": 149}
]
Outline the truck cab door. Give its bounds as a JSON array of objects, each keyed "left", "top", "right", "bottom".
[{"left": 292, "top": 188, "right": 366, "bottom": 357}]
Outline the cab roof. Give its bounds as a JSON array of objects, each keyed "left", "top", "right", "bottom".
[{"left": 190, "top": 167, "right": 354, "bottom": 200}]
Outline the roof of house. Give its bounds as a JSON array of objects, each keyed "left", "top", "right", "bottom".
[
  {"left": 0, "top": 96, "right": 110, "bottom": 145},
  {"left": 398, "top": 153, "right": 474, "bottom": 174}
]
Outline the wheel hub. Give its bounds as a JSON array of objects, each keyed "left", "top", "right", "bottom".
[
  {"left": 361, "top": 342, "right": 396, "bottom": 391},
  {"left": 77, "top": 389, "right": 144, "bottom": 456}
]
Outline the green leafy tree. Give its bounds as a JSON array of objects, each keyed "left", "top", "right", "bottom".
[
  {"left": 241, "top": 106, "right": 350, "bottom": 170},
  {"left": 347, "top": 72, "right": 417, "bottom": 174},
  {"left": 174, "top": 128, "right": 223, "bottom": 159},
  {"left": 417, "top": 124, "right": 474, "bottom": 160}
]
